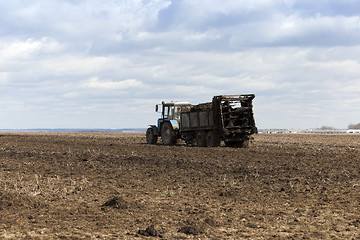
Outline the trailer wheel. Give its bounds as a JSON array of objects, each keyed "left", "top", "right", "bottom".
[
  {"left": 206, "top": 131, "right": 220, "bottom": 147},
  {"left": 184, "top": 135, "right": 195, "bottom": 146},
  {"left": 161, "top": 122, "right": 177, "bottom": 145},
  {"left": 146, "top": 128, "right": 158, "bottom": 144},
  {"left": 196, "top": 131, "right": 207, "bottom": 147}
]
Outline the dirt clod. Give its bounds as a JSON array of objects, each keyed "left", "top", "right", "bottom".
[
  {"left": 177, "top": 225, "right": 202, "bottom": 235},
  {"left": 138, "top": 225, "right": 162, "bottom": 237},
  {"left": 101, "top": 196, "right": 128, "bottom": 209}
]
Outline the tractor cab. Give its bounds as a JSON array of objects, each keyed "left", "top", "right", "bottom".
[
  {"left": 156, "top": 101, "right": 191, "bottom": 130},
  {"left": 146, "top": 101, "right": 191, "bottom": 145}
]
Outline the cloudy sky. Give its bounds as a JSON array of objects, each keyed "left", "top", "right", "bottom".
[{"left": 1, "top": 0, "right": 360, "bottom": 129}]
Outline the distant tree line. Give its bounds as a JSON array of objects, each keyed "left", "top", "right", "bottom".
[
  {"left": 317, "top": 126, "right": 335, "bottom": 130},
  {"left": 348, "top": 123, "right": 360, "bottom": 129}
]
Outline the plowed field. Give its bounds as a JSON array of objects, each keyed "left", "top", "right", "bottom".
[{"left": 0, "top": 133, "right": 359, "bottom": 239}]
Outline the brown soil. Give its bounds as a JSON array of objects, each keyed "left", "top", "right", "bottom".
[{"left": 0, "top": 133, "right": 359, "bottom": 239}]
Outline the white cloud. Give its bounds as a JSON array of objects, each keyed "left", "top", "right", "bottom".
[
  {"left": 0, "top": 0, "right": 359, "bottom": 129},
  {"left": 1, "top": 38, "right": 42, "bottom": 59},
  {"left": 83, "top": 77, "right": 144, "bottom": 90},
  {"left": 0, "top": 72, "right": 9, "bottom": 84}
]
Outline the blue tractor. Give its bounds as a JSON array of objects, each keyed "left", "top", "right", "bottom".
[{"left": 146, "top": 101, "right": 191, "bottom": 145}]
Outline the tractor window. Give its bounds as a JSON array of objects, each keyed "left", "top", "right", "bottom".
[
  {"left": 163, "top": 104, "right": 190, "bottom": 120},
  {"left": 163, "top": 106, "right": 174, "bottom": 119},
  {"left": 163, "top": 106, "right": 169, "bottom": 118},
  {"left": 174, "top": 106, "right": 182, "bottom": 121}
]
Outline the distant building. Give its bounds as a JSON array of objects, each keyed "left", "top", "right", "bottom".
[
  {"left": 264, "top": 129, "right": 291, "bottom": 134},
  {"left": 301, "top": 129, "right": 347, "bottom": 134},
  {"left": 346, "top": 129, "right": 360, "bottom": 134},
  {"left": 263, "top": 129, "right": 356, "bottom": 134}
]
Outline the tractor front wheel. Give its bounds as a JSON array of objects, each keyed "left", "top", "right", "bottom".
[{"left": 146, "top": 128, "right": 158, "bottom": 144}]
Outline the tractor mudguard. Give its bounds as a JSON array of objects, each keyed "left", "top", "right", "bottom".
[
  {"left": 156, "top": 120, "right": 179, "bottom": 133},
  {"left": 169, "top": 120, "right": 179, "bottom": 130},
  {"left": 149, "top": 125, "right": 160, "bottom": 136}
]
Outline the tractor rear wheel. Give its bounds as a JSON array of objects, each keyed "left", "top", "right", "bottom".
[
  {"left": 146, "top": 128, "right": 158, "bottom": 144},
  {"left": 161, "top": 122, "right": 177, "bottom": 145},
  {"left": 206, "top": 131, "right": 220, "bottom": 147}
]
